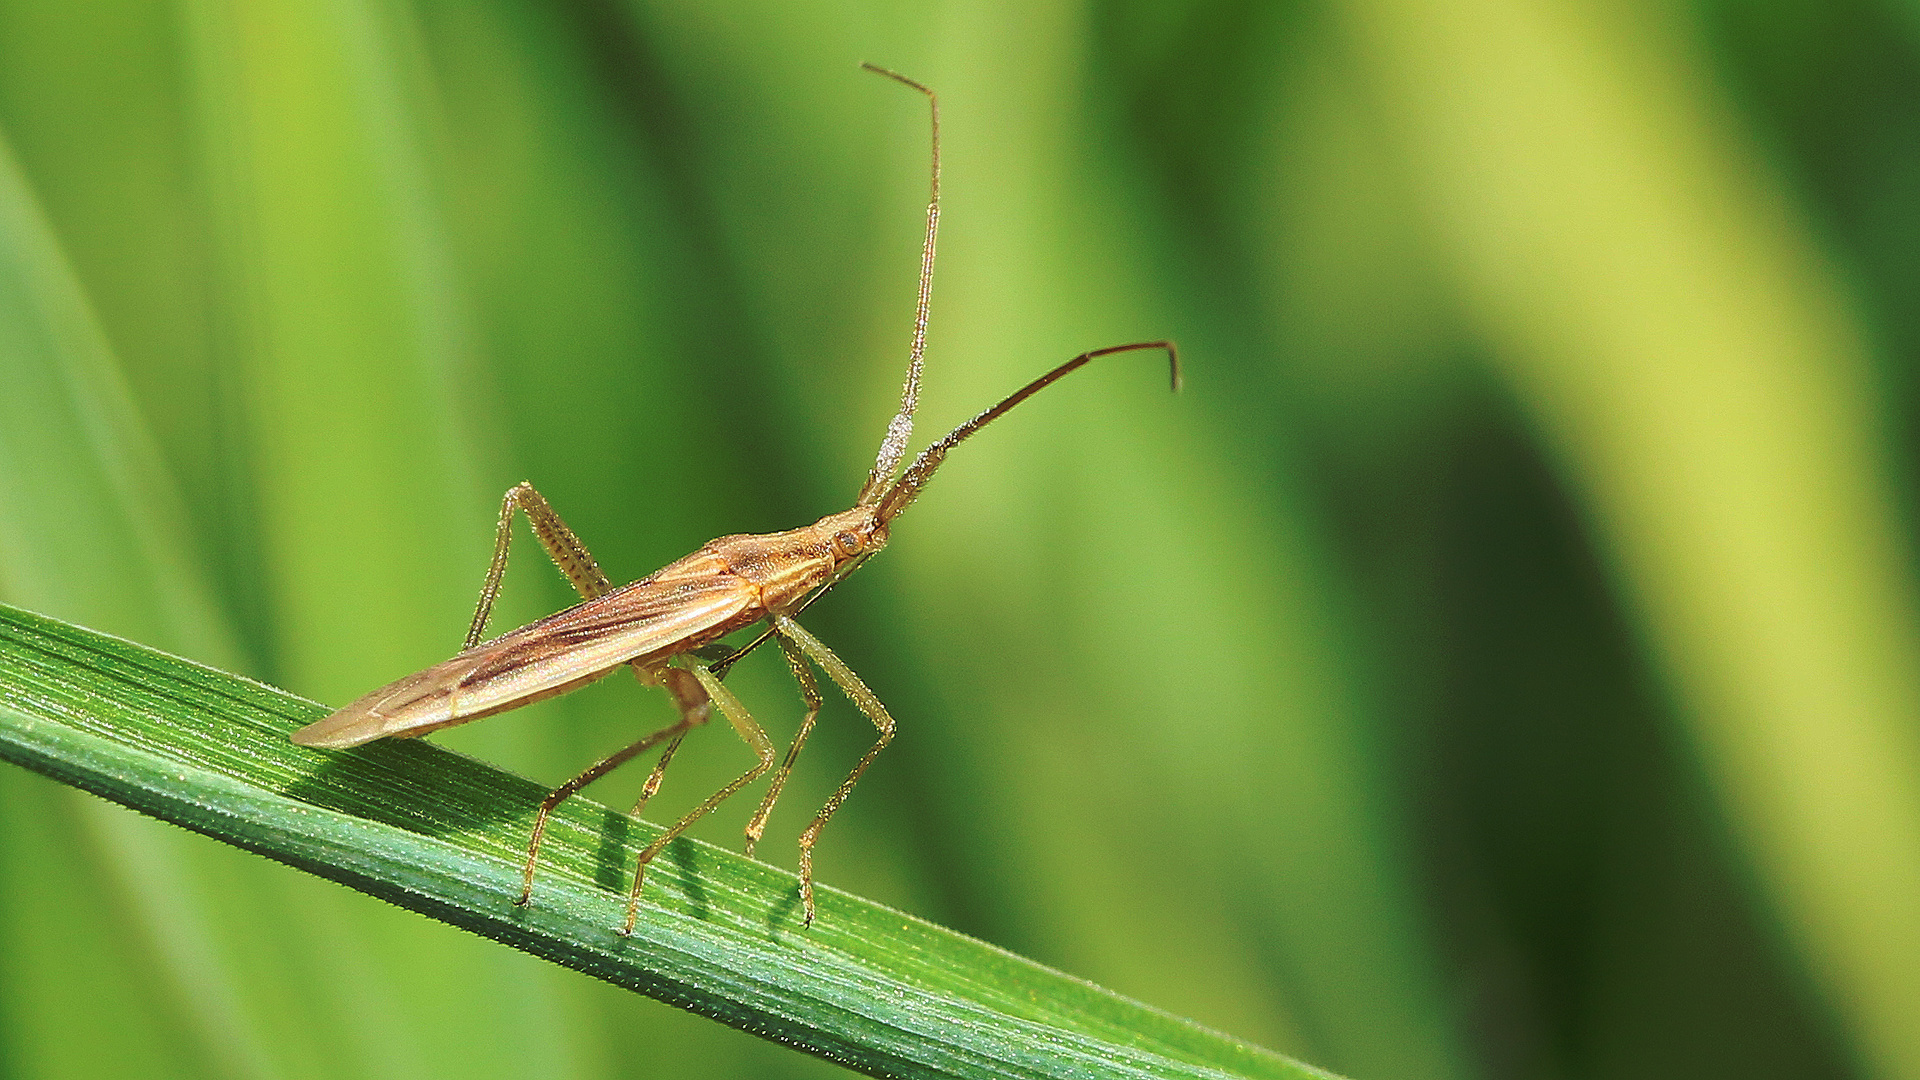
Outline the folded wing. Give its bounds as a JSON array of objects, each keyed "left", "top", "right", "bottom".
[{"left": 291, "top": 553, "right": 755, "bottom": 748}]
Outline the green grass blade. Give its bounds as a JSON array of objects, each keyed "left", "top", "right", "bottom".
[{"left": 0, "top": 601, "right": 1334, "bottom": 1080}]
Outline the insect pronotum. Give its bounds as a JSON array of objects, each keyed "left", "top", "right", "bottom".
[{"left": 291, "top": 64, "right": 1178, "bottom": 934}]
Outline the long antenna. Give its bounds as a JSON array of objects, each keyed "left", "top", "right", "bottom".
[
  {"left": 877, "top": 341, "right": 1180, "bottom": 522},
  {"left": 859, "top": 63, "right": 940, "bottom": 505}
]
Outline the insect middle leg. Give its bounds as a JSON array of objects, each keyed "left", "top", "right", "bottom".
[
  {"left": 771, "top": 614, "right": 895, "bottom": 927},
  {"left": 621, "top": 663, "right": 775, "bottom": 935}
]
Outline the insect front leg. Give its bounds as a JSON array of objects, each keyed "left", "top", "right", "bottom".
[
  {"left": 742, "top": 635, "right": 824, "bottom": 857},
  {"left": 620, "top": 662, "right": 775, "bottom": 936},
  {"left": 468, "top": 481, "right": 615, "bottom": 649},
  {"left": 771, "top": 614, "right": 895, "bottom": 927},
  {"left": 517, "top": 665, "right": 709, "bottom": 907}
]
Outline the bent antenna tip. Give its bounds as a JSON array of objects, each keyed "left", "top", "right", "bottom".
[{"left": 860, "top": 63, "right": 933, "bottom": 96}]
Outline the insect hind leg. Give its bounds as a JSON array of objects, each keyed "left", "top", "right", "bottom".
[
  {"left": 467, "top": 481, "right": 615, "bottom": 649},
  {"left": 517, "top": 666, "right": 709, "bottom": 908}
]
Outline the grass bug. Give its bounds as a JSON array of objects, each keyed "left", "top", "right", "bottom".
[{"left": 291, "top": 64, "right": 1178, "bottom": 933}]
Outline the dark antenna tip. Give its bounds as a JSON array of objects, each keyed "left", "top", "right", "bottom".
[
  {"left": 860, "top": 62, "right": 931, "bottom": 94},
  {"left": 874, "top": 340, "right": 1182, "bottom": 523}
]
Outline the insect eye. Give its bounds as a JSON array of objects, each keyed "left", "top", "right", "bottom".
[{"left": 833, "top": 531, "right": 859, "bottom": 555}]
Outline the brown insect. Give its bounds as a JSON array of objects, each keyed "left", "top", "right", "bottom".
[{"left": 291, "top": 64, "right": 1177, "bottom": 934}]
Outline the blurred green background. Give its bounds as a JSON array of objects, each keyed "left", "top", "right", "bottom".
[{"left": 3, "top": 0, "right": 1919, "bottom": 1078}]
